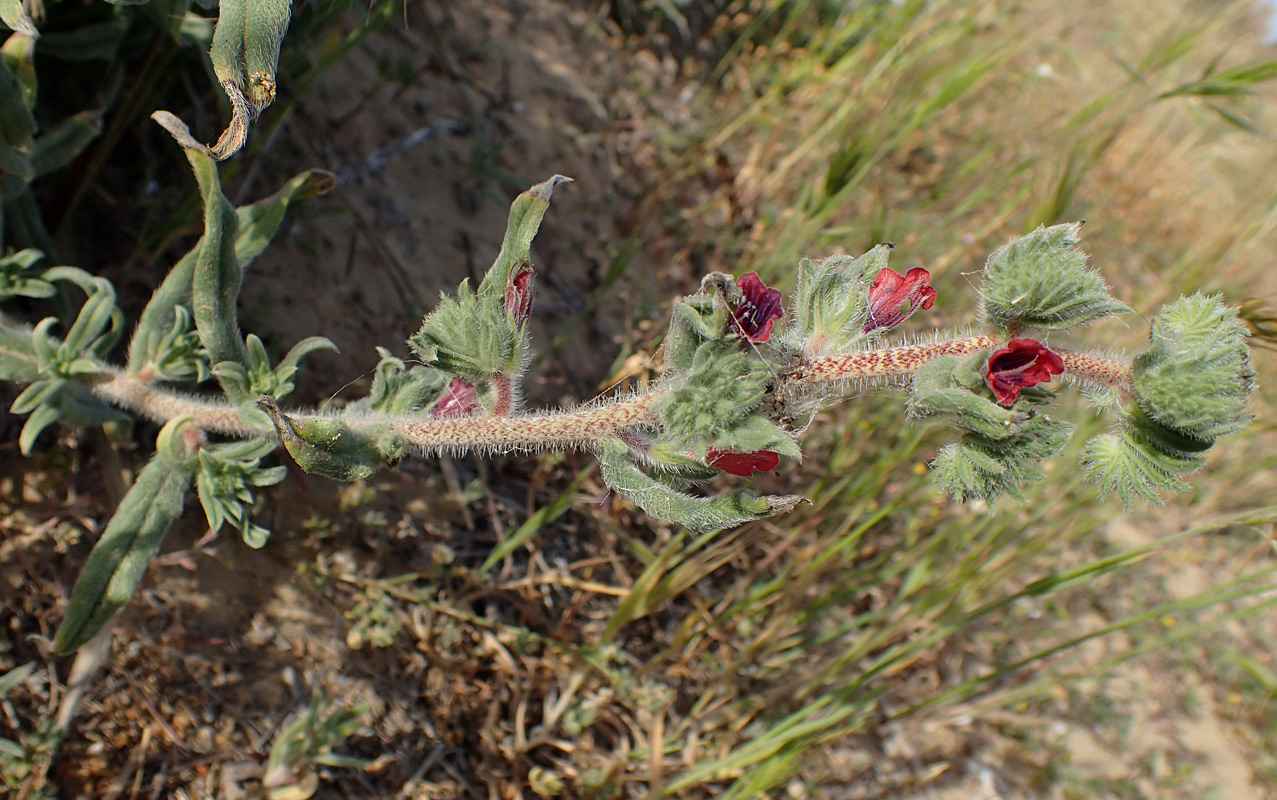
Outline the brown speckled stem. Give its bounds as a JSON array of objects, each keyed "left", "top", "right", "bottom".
[
  {"left": 1054, "top": 348, "right": 1132, "bottom": 389},
  {"left": 792, "top": 336, "right": 998, "bottom": 386}
]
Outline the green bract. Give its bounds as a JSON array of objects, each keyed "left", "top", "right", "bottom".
[
  {"left": 1082, "top": 294, "right": 1254, "bottom": 507},
  {"left": 979, "top": 223, "right": 1131, "bottom": 332},
  {"left": 408, "top": 280, "right": 519, "bottom": 381},
  {"left": 195, "top": 439, "right": 287, "bottom": 549},
  {"left": 1132, "top": 293, "right": 1254, "bottom": 440},
  {"left": 785, "top": 244, "right": 891, "bottom": 353},
  {"left": 348, "top": 348, "right": 446, "bottom": 416},
  {"left": 657, "top": 341, "right": 769, "bottom": 454}
]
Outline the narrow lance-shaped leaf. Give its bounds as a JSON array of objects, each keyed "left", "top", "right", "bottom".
[
  {"left": 0, "top": 46, "right": 34, "bottom": 143},
  {"left": 598, "top": 438, "right": 805, "bottom": 534},
  {"left": 53, "top": 437, "right": 195, "bottom": 654},
  {"left": 477, "top": 175, "right": 572, "bottom": 297},
  {"left": 129, "top": 155, "right": 325, "bottom": 374},
  {"left": 1, "top": 26, "right": 37, "bottom": 108},
  {"left": 0, "top": 55, "right": 35, "bottom": 207},
  {"left": 207, "top": 0, "right": 291, "bottom": 160},
  {"left": 236, "top": 169, "right": 335, "bottom": 268},
  {"left": 32, "top": 110, "right": 103, "bottom": 177},
  {"left": 151, "top": 112, "right": 246, "bottom": 381}
]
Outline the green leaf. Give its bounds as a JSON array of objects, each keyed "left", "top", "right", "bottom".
[
  {"left": 150, "top": 113, "right": 247, "bottom": 375},
  {"left": 0, "top": 52, "right": 35, "bottom": 145},
  {"left": 408, "top": 280, "right": 515, "bottom": 381},
  {"left": 36, "top": 16, "right": 130, "bottom": 61},
  {"left": 207, "top": 0, "right": 292, "bottom": 159},
  {"left": 1, "top": 25, "right": 36, "bottom": 107},
  {"left": 61, "top": 276, "right": 121, "bottom": 356},
  {"left": 194, "top": 439, "right": 285, "bottom": 549},
  {"left": 32, "top": 110, "right": 103, "bottom": 177},
  {"left": 128, "top": 250, "right": 197, "bottom": 374},
  {"left": 908, "top": 353, "right": 1031, "bottom": 440},
  {"left": 598, "top": 438, "right": 805, "bottom": 534},
  {"left": 0, "top": 323, "right": 40, "bottom": 381},
  {"left": 979, "top": 223, "right": 1132, "bottom": 332},
  {"left": 1080, "top": 430, "right": 1191, "bottom": 508},
  {"left": 1132, "top": 293, "right": 1254, "bottom": 441},
  {"left": 235, "top": 169, "right": 334, "bottom": 268},
  {"left": 930, "top": 414, "right": 1074, "bottom": 503},
  {"left": 476, "top": 175, "right": 572, "bottom": 299},
  {"left": 347, "top": 348, "right": 446, "bottom": 415},
  {"left": 656, "top": 340, "right": 769, "bottom": 452},
  {"left": 130, "top": 167, "right": 329, "bottom": 375},
  {"left": 18, "top": 401, "right": 59, "bottom": 455},
  {"left": 0, "top": 248, "right": 54, "bottom": 299},
  {"left": 53, "top": 451, "right": 193, "bottom": 653}
]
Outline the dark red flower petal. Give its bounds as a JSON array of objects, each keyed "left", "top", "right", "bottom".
[
  {"left": 706, "top": 447, "right": 780, "bottom": 476},
  {"left": 863, "top": 267, "right": 937, "bottom": 333},
  {"left": 985, "top": 338, "right": 1065, "bottom": 406},
  {"left": 729, "top": 272, "right": 785, "bottom": 343},
  {"left": 430, "top": 377, "right": 480, "bottom": 418},
  {"left": 505, "top": 264, "right": 535, "bottom": 324}
]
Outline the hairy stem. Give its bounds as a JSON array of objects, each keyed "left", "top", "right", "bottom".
[
  {"left": 790, "top": 336, "right": 1000, "bottom": 387},
  {"left": 12, "top": 327, "right": 1133, "bottom": 453},
  {"left": 1054, "top": 348, "right": 1132, "bottom": 390}
]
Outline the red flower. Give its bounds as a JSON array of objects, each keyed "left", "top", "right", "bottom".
[
  {"left": 706, "top": 447, "right": 780, "bottom": 476},
  {"left": 985, "top": 338, "right": 1065, "bottom": 406},
  {"left": 430, "top": 377, "right": 480, "bottom": 418},
  {"left": 729, "top": 273, "right": 784, "bottom": 343},
  {"left": 863, "top": 267, "right": 937, "bottom": 333},
  {"left": 505, "top": 264, "right": 535, "bottom": 324}
]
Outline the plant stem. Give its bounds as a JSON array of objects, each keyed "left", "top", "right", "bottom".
[
  {"left": 37, "top": 330, "right": 1134, "bottom": 453},
  {"left": 790, "top": 336, "right": 999, "bottom": 387}
]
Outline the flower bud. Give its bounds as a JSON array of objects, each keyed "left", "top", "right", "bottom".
[{"left": 505, "top": 263, "right": 535, "bottom": 325}]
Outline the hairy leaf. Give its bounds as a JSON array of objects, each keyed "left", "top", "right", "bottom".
[
  {"left": 235, "top": 169, "right": 335, "bottom": 268},
  {"left": 598, "top": 439, "right": 804, "bottom": 534},
  {"left": 151, "top": 113, "right": 246, "bottom": 377},
  {"left": 979, "top": 223, "right": 1131, "bottom": 332},
  {"left": 53, "top": 451, "right": 193, "bottom": 653},
  {"left": 207, "top": 0, "right": 291, "bottom": 159},
  {"left": 1132, "top": 293, "right": 1254, "bottom": 440},
  {"left": 31, "top": 110, "right": 103, "bottom": 177},
  {"left": 476, "top": 175, "right": 572, "bottom": 299}
]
